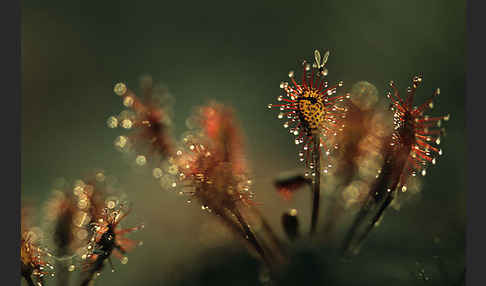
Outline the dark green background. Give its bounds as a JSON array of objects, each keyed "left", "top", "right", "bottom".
[{"left": 22, "top": 0, "right": 465, "bottom": 285}]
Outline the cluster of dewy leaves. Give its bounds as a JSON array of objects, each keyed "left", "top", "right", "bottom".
[
  {"left": 176, "top": 103, "right": 292, "bottom": 269},
  {"left": 265, "top": 52, "right": 451, "bottom": 256},
  {"left": 268, "top": 76, "right": 389, "bottom": 207},
  {"left": 108, "top": 77, "right": 260, "bottom": 241},
  {"left": 108, "top": 84, "right": 276, "bottom": 265},
  {"left": 272, "top": 75, "right": 448, "bottom": 207},
  {"left": 324, "top": 76, "right": 449, "bottom": 214}
]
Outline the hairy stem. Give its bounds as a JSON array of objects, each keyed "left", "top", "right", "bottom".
[{"left": 310, "top": 133, "right": 321, "bottom": 235}]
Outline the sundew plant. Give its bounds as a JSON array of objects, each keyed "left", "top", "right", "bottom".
[{"left": 21, "top": 48, "right": 464, "bottom": 286}]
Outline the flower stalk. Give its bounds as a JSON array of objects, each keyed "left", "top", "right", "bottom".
[{"left": 310, "top": 133, "right": 321, "bottom": 235}]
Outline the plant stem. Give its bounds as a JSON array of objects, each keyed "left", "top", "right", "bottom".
[
  {"left": 310, "top": 133, "right": 321, "bottom": 235},
  {"left": 341, "top": 198, "right": 373, "bottom": 255},
  {"left": 341, "top": 166, "right": 398, "bottom": 255},
  {"left": 342, "top": 132, "right": 410, "bottom": 254},
  {"left": 352, "top": 192, "right": 394, "bottom": 251},
  {"left": 233, "top": 209, "right": 272, "bottom": 268},
  {"left": 349, "top": 139, "right": 410, "bottom": 252},
  {"left": 216, "top": 209, "right": 265, "bottom": 255}
]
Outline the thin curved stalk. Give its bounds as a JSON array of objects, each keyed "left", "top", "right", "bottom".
[
  {"left": 352, "top": 192, "right": 394, "bottom": 251},
  {"left": 341, "top": 198, "right": 373, "bottom": 255},
  {"left": 342, "top": 133, "right": 410, "bottom": 255},
  {"left": 232, "top": 208, "right": 272, "bottom": 268},
  {"left": 216, "top": 209, "right": 268, "bottom": 261},
  {"left": 310, "top": 133, "right": 321, "bottom": 235}
]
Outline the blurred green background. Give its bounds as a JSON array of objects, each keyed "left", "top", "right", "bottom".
[{"left": 22, "top": 0, "right": 465, "bottom": 285}]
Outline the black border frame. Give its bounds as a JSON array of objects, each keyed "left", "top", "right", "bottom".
[
  {"left": 2, "top": 0, "right": 20, "bottom": 285},
  {"left": 466, "top": 0, "right": 486, "bottom": 285}
]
